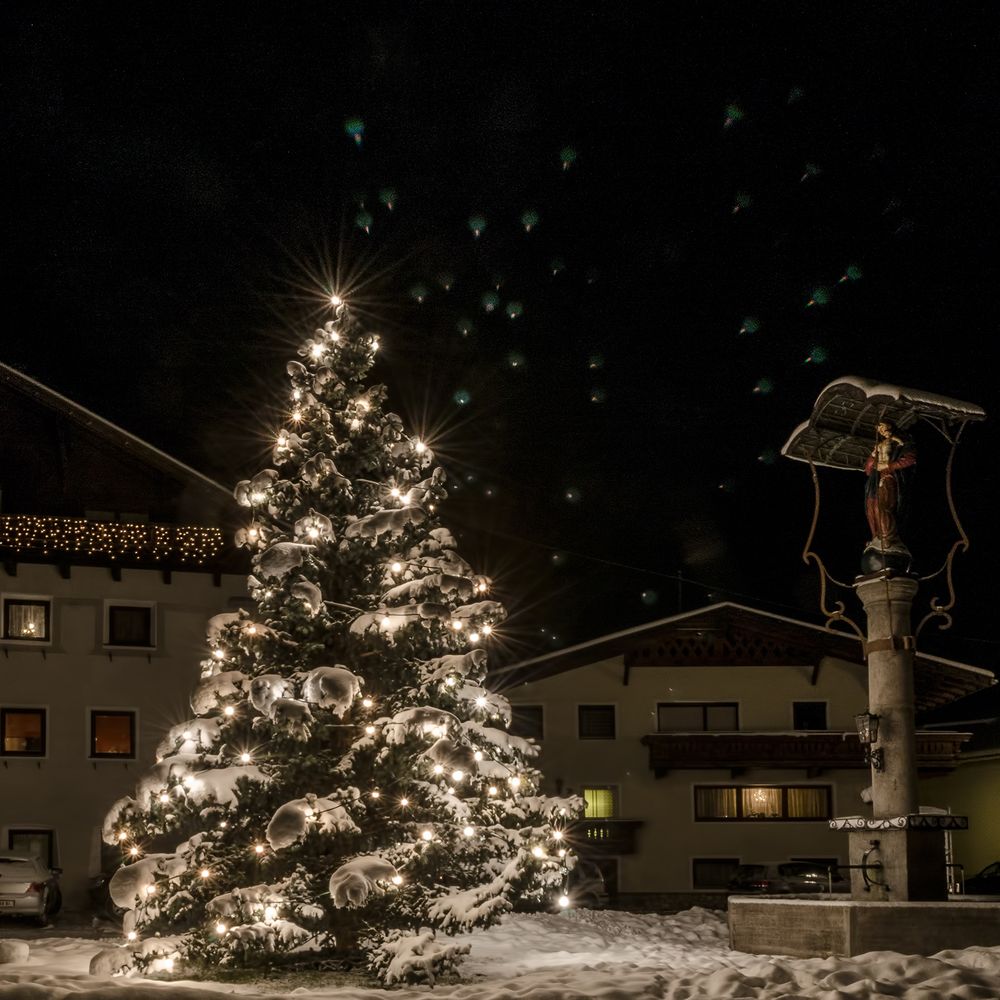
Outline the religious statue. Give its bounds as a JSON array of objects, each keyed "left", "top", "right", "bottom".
[{"left": 863, "top": 420, "right": 916, "bottom": 555}]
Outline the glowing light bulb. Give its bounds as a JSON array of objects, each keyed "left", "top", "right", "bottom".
[
  {"left": 391, "top": 561, "right": 402, "bottom": 573},
  {"left": 452, "top": 769, "right": 464, "bottom": 782},
  {"left": 445, "top": 676, "right": 456, "bottom": 686},
  {"left": 159, "top": 794, "right": 169, "bottom": 804},
  {"left": 463, "top": 826, "right": 475, "bottom": 838},
  {"left": 145, "top": 884, "right": 156, "bottom": 896},
  {"left": 330, "top": 294, "right": 342, "bottom": 307},
  {"left": 371, "top": 336, "right": 380, "bottom": 352},
  {"left": 310, "top": 343, "right": 324, "bottom": 359},
  {"left": 390, "top": 487, "right": 400, "bottom": 498},
  {"left": 433, "top": 764, "right": 444, "bottom": 775},
  {"left": 163, "top": 958, "right": 174, "bottom": 971},
  {"left": 475, "top": 696, "right": 487, "bottom": 708},
  {"left": 292, "top": 388, "right": 302, "bottom": 401},
  {"left": 329, "top": 329, "right": 340, "bottom": 342},
  {"left": 362, "top": 697, "right": 373, "bottom": 708},
  {"left": 277, "top": 432, "right": 288, "bottom": 447},
  {"left": 381, "top": 616, "right": 391, "bottom": 628},
  {"left": 488, "top": 785, "right": 498, "bottom": 796},
  {"left": 391, "top": 874, "right": 403, "bottom": 885},
  {"left": 451, "top": 620, "right": 464, "bottom": 631},
  {"left": 481, "top": 624, "right": 493, "bottom": 636},
  {"left": 400, "top": 797, "right": 409, "bottom": 806},
  {"left": 508, "top": 776, "right": 521, "bottom": 789},
  {"left": 129, "top": 846, "right": 139, "bottom": 857},
  {"left": 200, "top": 868, "right": 211, "bottom": 879},
  {"left": 365, "top": 725, "right": 375, "bottom": 736},
  {"left": 251, "top": 491, "right": 266, "bottom": 504},
  {"left": 246, "top": 624, "right": 258, "bottom": 635},
  {"left": 371, "top": 790, "right": 380, "bottom": 799},
  {"left": 264, "top": 905, "right": 278, "bottom": 922},
  {"left": 415, "top": 440, "right": 426, "bottom": 453},
  {"left": 219, "top": 821, "right": 227, "bottom": 829},
  {"left": 478, "top": 581, "right": 488, "bottom": 593},
  {"left": 127, "top": 930, "right": 137, "bottom": 941},
  {"left": 553, "top": 830, "right": 563, "bottom": 840},
  {"left": 532, "top": 846, "right": 545, "bottom": 858},
  {"left": 421, "top": 829, "right": 433, "bottom": 841},
  {"left": 213, "top": 648, "right": 225, "bottom": 659},
  {"left": 558, "top": 894, "right": 570, "bottom": 908},
  {"left": 254, "top": 844, "right": 265, "bottom": 855},
  {"left": 474, "top": 750, "right": 483, "bottom": 761},
  {"left": 216, "top": 922, "right": 227, "bottom": 935},
  {"left": 224, "top": 706, "right": 235, "bottom": 717},
  {"left": 291, "top": 409, "right": 302, "bottom": 422},
  {"left": 240, "top": 752, "right": 251, "bottom": 764},
  {"left": 307, "top": 526, "right": 320, "bottom": 539},
  {"left": 469, "top": 631, "right": 480, "bottom": 643},
  {"left": 304, "top": 807, "right": 314, "bottom": 817}
]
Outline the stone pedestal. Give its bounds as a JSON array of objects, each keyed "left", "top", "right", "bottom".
[{"left": 832, "top": 815, "right": 968, "bottom": 901}]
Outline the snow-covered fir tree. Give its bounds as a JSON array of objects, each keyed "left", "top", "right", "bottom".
[{"left": 99, "top": 300, "right": 580, "bottom": 983}]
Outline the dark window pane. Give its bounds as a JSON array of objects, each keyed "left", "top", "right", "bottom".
[
  {"left": 4, "top": 601, "right": 50, "bottom": 641},
  {"left": 509, "top": 705, "right": 544, "bottom": 741},
  {"left": 793, "top": 701, "right": 827, "bottom": 730},
  {"left": 578, "top": 704, "right": 615, "bottom": 739},
  {"left": 108, "top": 606, "right": 153, "bottom": 647},
  {"left": 695, "top": 787, "right": 738, "bottom": 818},
  {"left": 8, "top": 830, "right": 54, "bottom": 868},
  {"left": 693, "top": 858, "right": 740, "bottom": 889},
  {"left": 705, "top": 704, "right": 739, "bottom": 730},
  {"left": 91, "top": 712, "right": 135, "bottom": 757},
  {"left": 657, "top": 704, "right": 704, "bottom": 731},
  {"left": 787, "top": 786, "right": 830, "bottom": 818},
  {"left": 1, "top": 709, "right": 46, "bottom": 755}
]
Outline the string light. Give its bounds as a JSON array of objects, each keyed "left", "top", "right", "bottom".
[
  {"left": 310, "top": 344, "right": 324, "bottom": 359},
  {"left": 254, "top": 844, "right": 265, "bottom": 855},
  {"left": 414, "top": 440, "right": 426, "bottom": 453},
  {"left": 400, "top": 797, "right": 409, "bottom": 807},
  {"left": 481, "top": 624, "right": 493, "bottom": 636},
  {"left": 240, "top": 752, "right": 252, "bottom": 764},
  {"left": 365, "top": 725, "right": 375, "bottom": 736},
  {"left": 473, "top": 751, "right": 483, "bottom": 761},
  {"left": 391, "top": 874, "right": 403, "bottom": 885},
  {"left": 212, "top": 649, "right": 225, "bottom": 660},
  {"left": 445, "top": 676, "right": 456, "bottom": 686},
  {"left": 451, "top": 620, "right": 464, "bottom": 631},
  {"left": 362, "top": 697, "right": 373, "bottom": 708},
  {"left": 469, "top": 631, "right": 480, "bottom": 643},
  {"left": 330, "top": 294, "right": 342, "bottom": 307},
  {"left": 462, "top": 826, "right": 475, "bottom": 837},
  {"left": 475, "top": 696, "right": 487, "bottom": 708},
  {"left": 488, "top": 786, "right": 498, "bottom": 796},
  {"left": 553, "top": 830, "right": 563, "bottom": 840},
  {"left": 508, "top": 776, "right": 521, "bottom": 789},
  {"left": 421, "top": 829, "right": 433, "bottom": 841},
  {"left": 390, "top": 562, "right": 402, "bottom": 574},
  {"left": 224, "top": 706, "right": 236, "bottom": 717},
  {"left": 264, "top": 905, "right": 278, "bottom": 922},
  {"left": 127, "top": 931, "right": 138, "bottom": 942},
  {"left": 117, "top": 831, "right": 128, "bottom": 842},
  {"left": 371, "top": 790, "right": 381, "bottom": 799},
  {"left": 159, "top": 794, "right": 169, "bottom": 804},
  {"left": 532, "top": 846, "right": 545, "bottom": 858},
  {"left": 432, "top": 764, "right": 444, "bottom": 775},
  {"left": 390, "top": 487, "right": 400, "bottom": 498},
  {"left": 145, "top": 885, "right": 156, "bottom": 896},
  {"left": 558, "top": 895, "right": 570, "bottom": 908},
  {"left": 129, "top": 846, "right": 139, "bottom": 857},
  {"left": 215, "top": 922, "right": 227, "bottom": 935},
  {"left": 200, "top": 868, "right": 211, "bottom": 879},
  {"left": 558, "top": 848, "right": 567, "bottom": 858},
  {"left": 452, "top": 769, "right": 464, "bottom": 782}
]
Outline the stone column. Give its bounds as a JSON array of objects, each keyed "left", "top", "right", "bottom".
[{"left": 855, "top": 574, "right": 919, "bottom": 818}]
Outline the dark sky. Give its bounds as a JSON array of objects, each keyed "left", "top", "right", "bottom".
[{"left": 4, "top": 3, "right": 999, "bottom": 670}]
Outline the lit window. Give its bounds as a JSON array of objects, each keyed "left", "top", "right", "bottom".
[
  {"left": 1, "top": 708, "right": 46, "bottom": 756},
  {"left": 91, "top": 711, "right": 136, "bottom": 758},
  {"left": 583, "top": 786, "right": 617, "bottom": 818},
  {"left": 509, "top": 705, "right": 544, "bottom": 741},
  {"left": 106, "top": 604, "right": 154, "bottom": 647},
  {"left": 2, "top": 598, "right": 51, "bottom": 642},
  {"left": 694, "top": 785, "right": 831, "bottom": 821},
  {"left": 578, "top": 705, "right": 616, "bottom": 740}
]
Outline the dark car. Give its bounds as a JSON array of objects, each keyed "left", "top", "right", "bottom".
[
  {"left": 965, "top": 861, "right": 1000, "bottom": 895},
  {"left": 0, "top": 851, "right": 62, "bottom": 924},
  {"left": 728, "top": 862, "right": 845, "bottom": 894}
]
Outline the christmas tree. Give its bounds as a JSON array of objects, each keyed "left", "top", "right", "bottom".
[{"left": 98, "top": 299, "right": 579, "bottom": 984}]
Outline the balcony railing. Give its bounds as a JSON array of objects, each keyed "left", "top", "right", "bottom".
[
  {"left": 640, "top": 730, "right": 971, "bottom": 777},
  {"left": 565, "top": 818, "right": 643, "bottom": 856}
]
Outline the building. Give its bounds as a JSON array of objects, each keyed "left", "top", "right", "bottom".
[
  {"left": 1, "top": 362, "right": 248, "bottom": 910},
  {"left": 494, "top": 602, "right": 993, "bottom": 908},
  {"left": 920, "top": 685, "right": 1000, "bottom": 883}
]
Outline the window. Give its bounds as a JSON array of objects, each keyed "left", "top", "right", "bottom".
[
  {"left": 509, "top": 705, "right": 544, "bottom": 741},
  {"left": 694, "top": 785, "right": 831, "bottom": 821},
  {"left": 658, "top": 702, "right": 738, "bottom": 732},
  {"left": 583, "top": 786, "right": 617, "bottom": 818},
  {"left": 1, "top": 708, "right": 46, "bottom": 756},
  {"left": 2, "top": 597, "right": 51, "bottom": 642},
  {"left": 793, "top": 701, "right": 827, "bottom": 730},
  {"left": 8, "top": 829, "right": 55, "bottom": 869},
  {"left": 578, "top": 704, "right": 616, "bottom": 739},
  {"left": 105, "top": 603, "right": 155, "bottom": 648},
  {"left": 693, "top": 858, "right": 740, "bottom": 889},
  {"left": 90, "top": 711, "right": 136, "bottom": 758}
]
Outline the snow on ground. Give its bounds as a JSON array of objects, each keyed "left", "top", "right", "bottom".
[{"left": 1, "top": 907, "right": 999, "bottom": 999}]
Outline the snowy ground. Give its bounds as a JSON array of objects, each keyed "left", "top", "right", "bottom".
[{"left": 2, "top": 907, "right": 1000, "bottom": 999}]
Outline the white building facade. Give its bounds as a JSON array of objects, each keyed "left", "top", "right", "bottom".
[{"left": 496, "top": 603, "right": 988, "bottom": 907}]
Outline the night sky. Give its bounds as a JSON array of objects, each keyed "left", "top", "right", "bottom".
[{"left": 4, "top": 3, "right": 999, "bottom": 671}]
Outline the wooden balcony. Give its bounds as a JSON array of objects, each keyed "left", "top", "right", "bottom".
[
  {"left": 640, "top": 730, "right": 972, "bottom": 778},
  {"left": 565, "top": 818, "right": 644, "bottom": 856}
]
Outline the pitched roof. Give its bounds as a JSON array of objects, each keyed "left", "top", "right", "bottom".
[
  {"left": 492, "top": 601, "right": 994, "bottom": 711},
  {"left": 0, "top": 361, "right": 229, "bottom": 498}
]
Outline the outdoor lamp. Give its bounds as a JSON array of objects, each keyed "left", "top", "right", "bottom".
[{"left": 854, "top": 711, "right": 884, "bottom": 771}]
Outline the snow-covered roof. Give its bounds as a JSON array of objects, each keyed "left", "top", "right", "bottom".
[
  {"left": 493, "top": 602, "right": 995, "bottom": 711},
  {"left": 0, "top": 361, "right": 229, "bottom": 496},
  {"left": 781, "top": 375, "right": 986, "bottom": 471}
]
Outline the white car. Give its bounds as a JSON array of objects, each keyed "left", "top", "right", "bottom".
[{"left": 0, "top": 852, "right": 62, "bottom": 923}]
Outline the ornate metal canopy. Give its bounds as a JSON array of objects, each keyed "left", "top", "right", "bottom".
[{"left": 782, "top": 376, "right": 985, "bottom": 471}]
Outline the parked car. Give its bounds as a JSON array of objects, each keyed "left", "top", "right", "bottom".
[
  {"left": 0, "top": 851, "right": 62, "bottom": 924},
  {"left": 964, "top": 861, "right": 1000, "bottom": 895},
  {"left": 728, "top": 862, "right": 845, "bottom": 894}
]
